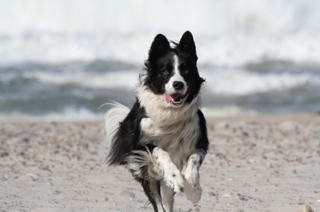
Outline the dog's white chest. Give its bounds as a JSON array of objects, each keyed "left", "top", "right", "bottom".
[{"left": 140, "top": 114, "right": 200, "bottom": 169}]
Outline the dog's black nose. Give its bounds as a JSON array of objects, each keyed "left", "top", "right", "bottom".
[{"left": 173, "top": 81, "right": 184, "bottom": 90}]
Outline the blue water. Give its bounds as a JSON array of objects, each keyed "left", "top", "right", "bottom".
[{"left": 1, "top": 0, "right": 320, "bottom": 121}]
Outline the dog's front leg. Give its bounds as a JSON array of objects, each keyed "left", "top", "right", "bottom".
[
  {"left": 152, "top": 147, "right": 185, "bottom": 194},
  {"left": 182, "top": 149, "right": 205, "bottom": 204},
  {"left": 141, "top": 118, "right": 184, "bottom": 192}
]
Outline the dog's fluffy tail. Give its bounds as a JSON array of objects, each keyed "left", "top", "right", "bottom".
[{"left": 105, "top": 102, "right": 130, "bottom": 160}]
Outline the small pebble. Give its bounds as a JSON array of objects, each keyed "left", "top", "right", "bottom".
[
  {"left": 242, "top": 131, "right": 249, "bottom": 137},
  {"left": 302, "top": 204, "right": 311, "bottom": 212},
  {"left": 26, "top": 173, "right": 38, "bottom": 181},
  {"left": 208, "top": 192, "right": 215, "bottom": 197},
  {"left": 237, "top": 193, "right": 245, "bottom": 201},
  {"left": 248, "top": 166, "right": 255, "bottom": 171},
  {"left": 234, "top": 209, "right": 244, "bottom": 212},
  {"left": 246, "top": 121, "right": 259, "bottom": 126},
  {"left": 207, "top": 185, "right": 214, "bottom": 189},
  {"left": 0, "top": 148, "right": 9, "bottom": 157},
  {"left": 1, "top": 175, "right": 8, "bottom": 181}
]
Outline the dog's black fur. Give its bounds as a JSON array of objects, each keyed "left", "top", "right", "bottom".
[{"left": 105, "top": 31, "right": 209, "bottom": 212}]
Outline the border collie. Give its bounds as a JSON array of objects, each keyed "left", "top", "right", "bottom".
[{"left": 105, "top": 31, "right": 209, "bottom": 212}]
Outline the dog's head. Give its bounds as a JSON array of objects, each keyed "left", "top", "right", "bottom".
[{"left": 142, "top": 31, "right": 204, "bottom": 108}]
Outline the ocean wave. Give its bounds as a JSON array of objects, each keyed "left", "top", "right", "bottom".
[
  {"left": 0, "top": 67, "right": 139, "bottom": 89},
  {"left": 1, "top": 64, "right": 319, "bottom": 96}
]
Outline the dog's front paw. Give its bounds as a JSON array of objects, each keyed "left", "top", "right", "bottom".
[
  {"left": 164, "top": 167, "right": 184, "bottom": 194},
  {"left": 182, "top": 154, "right": 202, "bottom": 203},
  {"left": 184, "top": 179, "right": 202, "bottom": 204}
]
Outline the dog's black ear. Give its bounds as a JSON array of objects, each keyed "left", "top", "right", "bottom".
[
  {"left": 148, "top": 34, "right": 170, "bottom": 60},
  {"left": 178, "top": 31, "right": 196, "bottom": 56}
]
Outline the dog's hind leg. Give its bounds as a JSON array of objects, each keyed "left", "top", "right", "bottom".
[
  {"left": 161, "top": 180, "right": 175, "bottom": 212},
  {"left": 150, "top": 146, "right": 184, "bottom": 212},
  {"left": 140, "top": 180, "right": 165, "bottom": 212},
  {"left": 124, "top": 150, "right": 165, "bottom": 212},
  {"left": 125, "top": 145, "right": 183, "bottom": 211}
]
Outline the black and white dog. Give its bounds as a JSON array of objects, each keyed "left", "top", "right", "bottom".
[{"left": 105, "top": 31, "right": 209, "bottom": 212}]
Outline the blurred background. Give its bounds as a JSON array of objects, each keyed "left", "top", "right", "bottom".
[{"left": 1, "top": 0, "right": 320, "bottom": 121}]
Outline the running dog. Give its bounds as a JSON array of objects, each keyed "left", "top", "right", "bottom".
[{"left": 105, "top": 31, "right": 209, "bottom": 212}]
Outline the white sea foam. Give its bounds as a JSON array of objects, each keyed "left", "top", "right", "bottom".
[
  {"left": 202, "top": 106, "right": 257, "bottom": 118},
  {"left": 1, "top": 0, "right": 320, "bottom": 67},
  {"left": 22, "top": 70, "right": 139, "bottom": 89},
  {"left": 0, "top": 107, "right": 103, "bottom": 123},
  {"left": 201, "top": 69, "right": 320, "bottom": 96}
]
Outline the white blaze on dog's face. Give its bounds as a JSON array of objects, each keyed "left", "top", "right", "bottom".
[{"left": 164, "top": 55, "right": 188, "bottom": 107}]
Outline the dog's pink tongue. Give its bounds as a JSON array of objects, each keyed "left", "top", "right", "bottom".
[{"left": 165, "top": 93, "right": 181, "bottom": 104}]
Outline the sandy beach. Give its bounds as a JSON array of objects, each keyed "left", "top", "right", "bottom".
[{"left": 1, "top": 113, "right": 320, "bottom": 212}]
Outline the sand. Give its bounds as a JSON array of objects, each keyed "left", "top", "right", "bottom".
[{"left": 1, "top": 113, "right": 320, "bottom": 212}]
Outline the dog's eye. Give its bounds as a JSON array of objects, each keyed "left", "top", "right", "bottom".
[
  {"left": 185, "top": 70, "right": 189, "bottom": 74},
  {"left": 163, "top": 70, "right": 169, "bottom": 75}
]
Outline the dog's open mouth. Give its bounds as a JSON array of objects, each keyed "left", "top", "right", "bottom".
[{"left": 165, "top": 93, "right": 187, "bottom": 106}]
